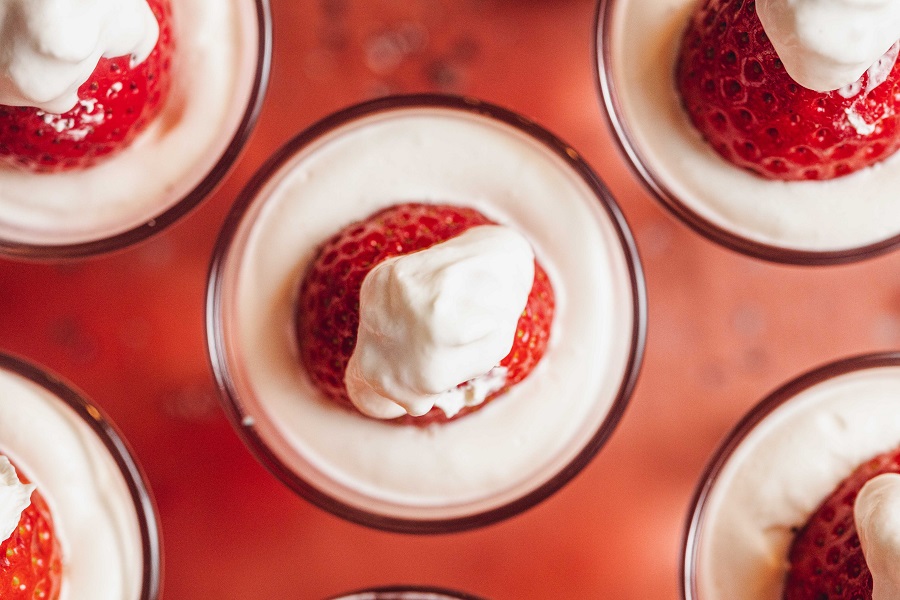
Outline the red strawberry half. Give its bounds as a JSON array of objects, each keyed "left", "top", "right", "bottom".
[
  {"left": 676, "top": 0, "right": 900, "bottom": 180},
  {"left": 296, "top": 202, "right": 555, "bottom": 426},
  {"left": 0, "top": 462, "right": 63, "bottom": 600},
  {"left": 0, "top": 0, "right": 174, "bottom": 173},
  {"left": 783, "top": 448, "right": 900, "bottom": 599}
]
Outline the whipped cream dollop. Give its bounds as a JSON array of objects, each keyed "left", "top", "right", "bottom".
[
  {"left": 344, "top": 224, "right": 535, "bottom": 420},
  {"left": 756, "top": 0, "right": 900, "bottom": 92},
  {"left": 855, "top": 472, "right": 900, "bottom": 600},
  {"left": 0, "top": 455, "right": 34, "bottom": 544},
  {"left": 0, "top": 0, "right": 159, "bottom": 114}
]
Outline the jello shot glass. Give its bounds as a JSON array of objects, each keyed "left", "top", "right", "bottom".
[
  {"left": 329, "top": 586, "right": 486, "bottom": 600},
  {"left": 206, "top": 94, "right": 646, "bottom": 533},
  {"left": 0, "top": 0, "right": 271, "bottom": 259},
  {"left": 683, "top": 352, "right": 900, "bottom": 599},
  {"left": 595, "top": 0, "right": 900, "bottom": 264},
  {"left": 0, "top": 351, "right": 161, "bottom": 599}
]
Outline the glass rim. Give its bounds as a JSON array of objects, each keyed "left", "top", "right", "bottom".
[
  {"left": 327, "top": 585, "right": 487, "bottom": 600},
  {"left": 206, "top": 92, "right": 648, "bottom": 534},
  {"left": 593, "top": 0, "right": 900, "bottom": 266},
  {"left": 680, "top": 350, "right": 900, "bottom": 599},
  {"left": 0, "top": 350, "right": 163, "bottom": 600},
  {"left": 0, "top": 0, "right": 272, "bottom": 261}
]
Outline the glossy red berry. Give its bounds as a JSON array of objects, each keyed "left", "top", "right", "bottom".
[
  {"left": 783, "top": 448, "right": 900, "bottom": 600},
  {"left": 0, "top": 465, "right": 62, "bottom": 600},
  {"left": 296, "top": 202, "right": 555, "bottom": 425},
  {"left": 676, "top": 0, "right": 900, "bottom": 180},
  {"left": 0, "top": 0, "right": 174, "bottom": 172}
]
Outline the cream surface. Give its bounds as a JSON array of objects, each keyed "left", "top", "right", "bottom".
[
  {"left": 0, "top": 456, "right": 34, "bottom": 544},
  {"left": 0, "top": 366, "right": 143, "bottom": 600},
  {"left": 227, "top": 107, "right": 636, "bottom": 519},
  {"left": 694, "top": 366, "right": 900, "bottom": 599},
  {"left": 855, "top": 473, "right": 900, "bottom": 600},
  {"left": 0, "top": 0, "right": 158, "bottom": 113},
  {"left": 607, "top": 0, "right": 900, "bottom": 252},
  {"left": 0, "top": 0, "right": 259, "bottom": 247},
  {"left": 346, "top": 225, "right": 534, "bottom": 420},
  {"left": 756, "top": 0, "right": 900, "bottom": 92}
]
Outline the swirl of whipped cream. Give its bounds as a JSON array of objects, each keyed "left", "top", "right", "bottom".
[
  {"left": 0, "top": 0, "right": 159, "bottom": 114},
  {"left": 855, "top": 472, "right": 900, "bottom": 600},
  {"left": 0, "top": 455, "right": 33, "bottom": 544},
  {"left": 756, "top": 0, "right": 900, "bottom": 92},
  {"left": 344, "top": 224, "right": 535, "bottom": 420}
]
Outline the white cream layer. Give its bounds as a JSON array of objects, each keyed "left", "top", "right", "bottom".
[
  {"left": 0, "top": 0, "right": 159, "bottom": 113},
  {"left": 607, "top": 0, "right": 900, "bottom": 252},
  {"left": 227, "top": 107, "right": 636, "bottom": 520},
  {"left": 695, "top": 366, "right": 900, "bottom": 599},
  {"left": 855, "top": 473, "right": 900, "bottom": 600},
  {"left": 0, "top": 0, "right": 259, "bottom": 247},
  {"left": 0, "top": 366, "right": 143, "bottom": 600},
  {"left": 346, "top": 225, "right": 534, "bottom": 420},
  {"left": 0, "top": 456, "right": 34, "bottom": 544},
  {"left": 757, "top": 0, "right": 900, "bottom": 92}
]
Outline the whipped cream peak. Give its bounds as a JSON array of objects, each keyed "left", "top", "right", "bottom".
[
  {"left": 345, "top": 224, "right": 535, "bottom": 420},
  {"left": 756, "top": 0, "right": 900, "bottom": 92},
  {"left": 0, "top": 0, "right": 159, "bottom": 113},
  {"left": 0, "top": 455, "right": 34, "bottom": 544},
  {"left": 855, "top": 472, "right": 900, "bottom": 600}
]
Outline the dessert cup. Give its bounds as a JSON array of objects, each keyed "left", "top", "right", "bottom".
[
  {"left": 682, "top": 352, "right": 900, "bottom": 599},
  {"left": 328, "top": 586, "right": 486, "bottom": 600},
  {"left": 0, "top": 0, "right": 271, "bottom": 260},
  {"left": 206, "top": 93, "right": 646, "bottom": 533},
  {"left": 0, "top": 351, "right": 161, "bottom": 600},
  {"left": 595, "top": 0, "right": 900, "bottom": 264}
]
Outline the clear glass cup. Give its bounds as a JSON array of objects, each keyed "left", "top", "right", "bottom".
[
  {"left": 0, "top": 0, "right": 271, "bottom": 260},
  {"left": 682, "top": 352, "right": 900, "bottom": 599},
  {"left": 595, "top": 0, "right": 900, "bottom": 264},
  {"left": 328, "top": 586, "right": 486, "bottom": 600},
  {"left": 0, "top": 351, "right": 161, "bottom": 599},
  {"left": 206, "top": 93, "right": 647, "bottom": 533}
]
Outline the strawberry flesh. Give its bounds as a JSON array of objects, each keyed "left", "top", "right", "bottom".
[
  {"left": 0, "top": 464, "right": 62, "bottom": 600},
  {"left": 296, "top": 202, "right": 555, "bottom": 426},
  {"left": 676, "top": 0, "right": 900, "bottom": 180},
  {"left": 783, "top": 448, "right": 900, "bottom": 599},
  {"left": 0, "top": 0, "right": 173, "bottom": 173}
]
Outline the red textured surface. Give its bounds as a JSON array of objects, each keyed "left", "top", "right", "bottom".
[
  {"left": 0, "top": 471, "right": 63, "bottom": 600},
  {"left": 297, "top": 202, "right": 554, "bottom": 425},
  {"left": 2, "top": 1, "right": 900, "bottom": 598},
  {"left": 0, "top": 0, "right": 173, "bottom": 172},
  {"left": 676, "top": 0, "right": 900, "bottom": 180},
  {"left": 782, "top": 450, "right": 900, "bottom": 600}
]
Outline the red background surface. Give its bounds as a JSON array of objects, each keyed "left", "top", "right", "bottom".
[{"left": 2, "top": 0, "right": 899, "bottom": 598}]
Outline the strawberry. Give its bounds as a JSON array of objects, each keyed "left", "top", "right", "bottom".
[
  {"left": 0, "top": 463, "right": 62, "bottom": 600},
  {"left": 0, "top": 0, "right": 173, "bottom": 173},
  {"left": 676, "top": 0, "right": 900, "bottom": 180},
  {"left": 296, "top": 202, "right": 555, "bottom": 425},
  {"left": 782, "top": 448, "right": 900, "bottom": 599}
]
